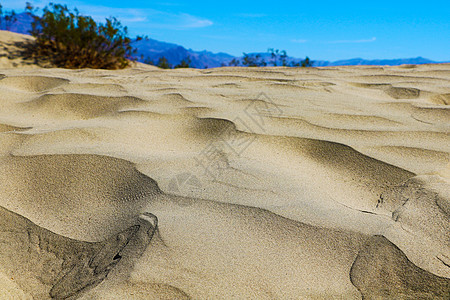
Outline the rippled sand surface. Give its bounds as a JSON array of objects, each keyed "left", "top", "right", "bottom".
[{"left": 0, "top": 31, "right": 449, "bottom": 299}]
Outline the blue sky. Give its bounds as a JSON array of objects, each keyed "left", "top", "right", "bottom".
[{"left": 2, "top": 0, "right": 449, "bottom": 61}]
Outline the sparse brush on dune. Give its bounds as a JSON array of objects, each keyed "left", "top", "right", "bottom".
[{"left": 25, "top": 2, "right": 140, "bottom": 69}]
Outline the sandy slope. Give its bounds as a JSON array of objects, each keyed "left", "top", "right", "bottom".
[
  {"left": 0, "top": 32, "right": 449, "bottom": 299},
  {"left": 0, "top": 30, "right": 37, "bottom": 69}
]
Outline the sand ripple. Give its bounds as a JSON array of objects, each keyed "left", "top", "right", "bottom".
[{"left": 0, "top": 54, "right": 449, "bottom": 298}]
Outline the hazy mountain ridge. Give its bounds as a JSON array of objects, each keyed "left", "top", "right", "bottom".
[
  {"left": 2, "top": 12, "right": 446, "bottom": 68},
  {"left": 0, "top": 12, "right": 33, "bottom": 34},
  {"left": 132, "top": 38, "right": 235, "bottom": 68},
  {"left": 315, "top": 57, "right": 439, "bottom": 66}
]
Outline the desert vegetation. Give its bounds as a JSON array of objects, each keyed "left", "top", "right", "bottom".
[
  {"left": 27, "top": 3, "right": 140, "bottom": 69},
  {"left": 156, "top": 56, "right": 172, "bottom": 69},
  {"left": 174, "top": 55, "right": 192, "bottom": 68},
  {"left": 238, "top": 49, "right": 313, "bottom": 67},
  {"left": 2, "top": 1, "right": 141, "bottom": 69},
  {"left": 1, "top": 2, "right": 313, "bottom": 69},
  {"left": 143, "top": 55, "right": 192, "bottom": 69}
]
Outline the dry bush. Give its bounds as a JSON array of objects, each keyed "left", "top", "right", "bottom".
[{"left": 29, "top": 3, "right": 137, "bottom": 69}]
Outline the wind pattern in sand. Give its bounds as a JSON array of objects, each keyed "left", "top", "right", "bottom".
[{"left": 0, "top": 36, "right": 449, "bottom": 299}]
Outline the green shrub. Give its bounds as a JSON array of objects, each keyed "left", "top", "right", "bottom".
[
  {"left": 242, "top": 53, "right": 266, "bottom": 67},
  {"left": 228, "top": 58, "right": 240, "bottom": 66},
  {"left": 174, "top": 55, "right": 191, "bottom": 68},
  {"left": 268, "top": 49, "right": 313, "bottom": 67},
  {"left": 268, "top": 48, "right": 288, "bottom": 66},
  {"left": 156, "top": 57, "right": 172, "bottom": 69},
  {"left": 29, "top": 3, "right": 137, "bottom": 69},
  {"left": 301, "top": 56, "right": 313, "bottom": 67}
]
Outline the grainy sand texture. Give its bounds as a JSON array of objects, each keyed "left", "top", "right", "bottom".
[{"left": 0, "top": 30, "right": 449, "bottom": 299}]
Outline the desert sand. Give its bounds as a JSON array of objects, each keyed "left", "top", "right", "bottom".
[{"left": 0, "top": 30, "right": 449, "bottom": 299}]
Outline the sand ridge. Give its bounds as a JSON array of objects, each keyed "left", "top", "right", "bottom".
[{"left": 0, "top": 30, "right": 449, "bottom": 298}]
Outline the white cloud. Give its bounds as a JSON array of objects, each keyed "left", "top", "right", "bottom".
[
  {"left": 177, "top": 13, "right": 213, "bottom": 28},
  {"left": 328, "top": 37, "right": 377, "bottom": 44},
  {"left": 0, "top": 1, "right": 213, "bottom": 30},
  {"left": 74, "top": 5, "right": 213, "bottom": 29}
]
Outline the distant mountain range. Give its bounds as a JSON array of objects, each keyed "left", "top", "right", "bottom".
[
  {"left": 132, "top": 38, "right": 235, "bottom": 68},
  {"left": 131, "top": 39, "right": 441, "bottom": 68},
  {"left": 314, "top": 57, "right": 440, "bottom": 67},
  {"left": 0, "top": 12, "right": 34, "bottom": 35},
  {"left": 2, "top": 12, "right": 447, "bottom": 68}
]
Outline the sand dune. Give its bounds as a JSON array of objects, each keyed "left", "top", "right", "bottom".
[
  {"left": 0, "top": 76, "right": 69, "bottom": 92},
  {"left": 0, "top": 154, "right": 160, "bottom": 241},
  {"left": 0, "top": 31, "right": 449, "bottom": 299},
  {"left": 0, "top": 30, "right": 37, "bottom": 69},
  {"left": 21, "top": 93, "right": 147, "bottom": 120},
  {"left": 0, "top": 205, "right": 157, "bottom": 299},
  {"left": 351, "top": 235, "right": 449, "bottom": 299}
]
